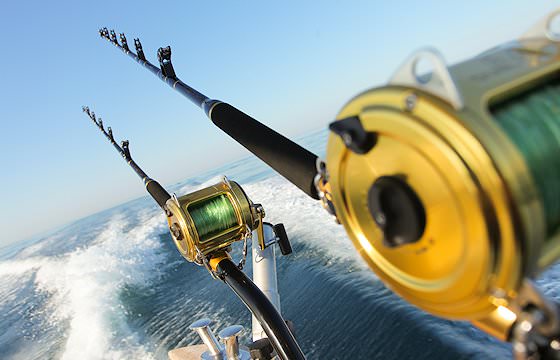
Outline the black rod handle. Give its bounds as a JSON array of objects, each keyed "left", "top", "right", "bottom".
[
  {"left": 218, "top": 259, "right": 306, "bottom": 360},
  {"left": 145, "top": 179, "right": 171, "bottom": 208},
  {"left": 208, "top": 102, "right": 319, "bottom": 199}
]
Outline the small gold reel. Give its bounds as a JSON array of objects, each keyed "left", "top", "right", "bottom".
[
  {"left": 165, "top": 177, "right": 267, "bottom": 268},
  {"left": 325, "top": 8, "right": 560, "bottom": 350}
]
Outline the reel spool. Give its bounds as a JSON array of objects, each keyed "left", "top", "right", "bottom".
[
  {"left": 165, "top": 177, "right": 264, "bottom": 264},
  {"left": 326, "top": 9, "right": 560, "bottom": 340}
]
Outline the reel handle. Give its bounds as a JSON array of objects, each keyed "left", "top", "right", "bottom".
[{"left": 273, "top": 223, "right": 292, "bottom": 256}]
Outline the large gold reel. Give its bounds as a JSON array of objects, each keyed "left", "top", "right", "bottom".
[{"left": 326, "top": 9, "right": 560, "bottom": 338}]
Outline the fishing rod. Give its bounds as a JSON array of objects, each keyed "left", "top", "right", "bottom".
[
  {"left": 98, "top": 8, "right": 560, "bottom": 359},
  {"left": 81, "top": 107, "right": 305, "bottom": 360},
  {"left": 82, "top": 106, "right": 171, "bottom": 208},
  {"left": 99, "top": 28, "right": 319, "bottom": 200}
]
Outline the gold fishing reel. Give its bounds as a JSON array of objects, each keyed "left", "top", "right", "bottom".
[
  {"left": 325, "top": 9, "right": 560, "bottom": 341},
  {"left": 164, "top": 177, "right": 266, "bottom": 266}
]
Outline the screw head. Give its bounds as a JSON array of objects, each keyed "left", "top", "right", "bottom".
[
  {"left": 170, "top": 223, "right": 183, "bottom": 240},
  {"left": 405, "top": 94, "right": 417, "bottom": 111},
  {"left": 342, "top": 132, "right": 353, "bottom": 146}
]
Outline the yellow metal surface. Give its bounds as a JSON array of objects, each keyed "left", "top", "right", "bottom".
[
  {"left": 209, "top": 252, "right": 231, "bottom": 272},
  {"left": 473, "top": 306, "right": 517, "bottom": 341},
  {"left": 326, "top": 36, "right": 560, "bottom": 323}
]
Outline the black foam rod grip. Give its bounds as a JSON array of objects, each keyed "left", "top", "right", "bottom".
[
  {"left": 209, "top": 102, "right": 319, "bottom": 199},
  {"left": 145, "top": 180, "right": 171, "bottom": 208}
]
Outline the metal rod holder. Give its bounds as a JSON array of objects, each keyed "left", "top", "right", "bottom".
[
  {"left": 190, "top": 319, "right": 223, "bottom": 359},
  {"left": 219, "top": 325, "right": 245, "bottom": 360}
]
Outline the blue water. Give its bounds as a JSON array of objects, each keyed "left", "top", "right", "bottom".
[{"left": 2, "top": 129, "right": 553, "bottom": 359}]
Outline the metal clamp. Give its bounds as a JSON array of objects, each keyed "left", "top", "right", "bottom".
[
  {"left": 389, "top": 48, "right": 464, "bottom": 110},
  {"left": 237, "top": 226, "right": 251, "bottom": 270},
  {"left": 314, "top": 159, "right": 338, "bottom": 222},
  {"left": 198, "top": 249, "right": 219, "bottom": 277},
  {"left": 511, "top": 281, "right": 560, "bottom": 359},
  {"left": 253, "top": 204, "right": 267, "bottom": 251}
]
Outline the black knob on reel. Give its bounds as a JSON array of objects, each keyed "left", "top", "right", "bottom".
[
  {"left": 273, "top": 223, "right": 292, "bottom": 256},
  {"left": 368, "top": 176, "right": 426, "bottom": 248}
]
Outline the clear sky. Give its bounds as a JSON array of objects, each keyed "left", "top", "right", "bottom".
[{"left": 0, "top": 0, "right": 555, "bottom": 247}]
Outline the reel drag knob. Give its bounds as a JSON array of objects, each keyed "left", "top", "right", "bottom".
[
  {"left": 272, "top": 223, "right": 292, "bottom": 255},
  {"left": 368, "top": 176, "right": 426, "bottom": 248}
]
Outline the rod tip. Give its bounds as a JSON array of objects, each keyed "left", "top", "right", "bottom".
[{"left": 99, "top": 27, "right": 109, "bottom": 39}]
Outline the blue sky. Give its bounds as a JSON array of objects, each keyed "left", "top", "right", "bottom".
[{"left": 0, "top": 0, "right": 555, "bottom": 246}]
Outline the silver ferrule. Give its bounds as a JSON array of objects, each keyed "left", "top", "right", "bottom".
[
  {"left": 190, "top": 319, "right": 223, "bottom": 358},
  {"left": 219, "top": 325, "right": 244, "bottom": 360}
]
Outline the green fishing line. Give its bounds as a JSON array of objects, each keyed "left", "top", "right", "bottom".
[
  {"left": 493, "top": 82, "right": 560, "bottom": 236},
  {"left": 189, "top": 194, "right": 238, "bottom": 241}
]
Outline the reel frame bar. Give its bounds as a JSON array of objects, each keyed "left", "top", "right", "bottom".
[
  {"left": 98, "top": 27, "right": 320, "bottom": 200},
  {"left": 81, "top": 106, "right": 171, "bottom": 208}
]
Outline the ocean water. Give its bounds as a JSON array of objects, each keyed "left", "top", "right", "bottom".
[{"left": 2, "top": 129, "right": 556, "bottom": 359}]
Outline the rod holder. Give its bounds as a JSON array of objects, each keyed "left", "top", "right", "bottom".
[
  {"left": 219, "top": 325, "right": 247, "bottom": 360},
  {"left": 190, "top": 319, "right": 223, "bottom": 359}
]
